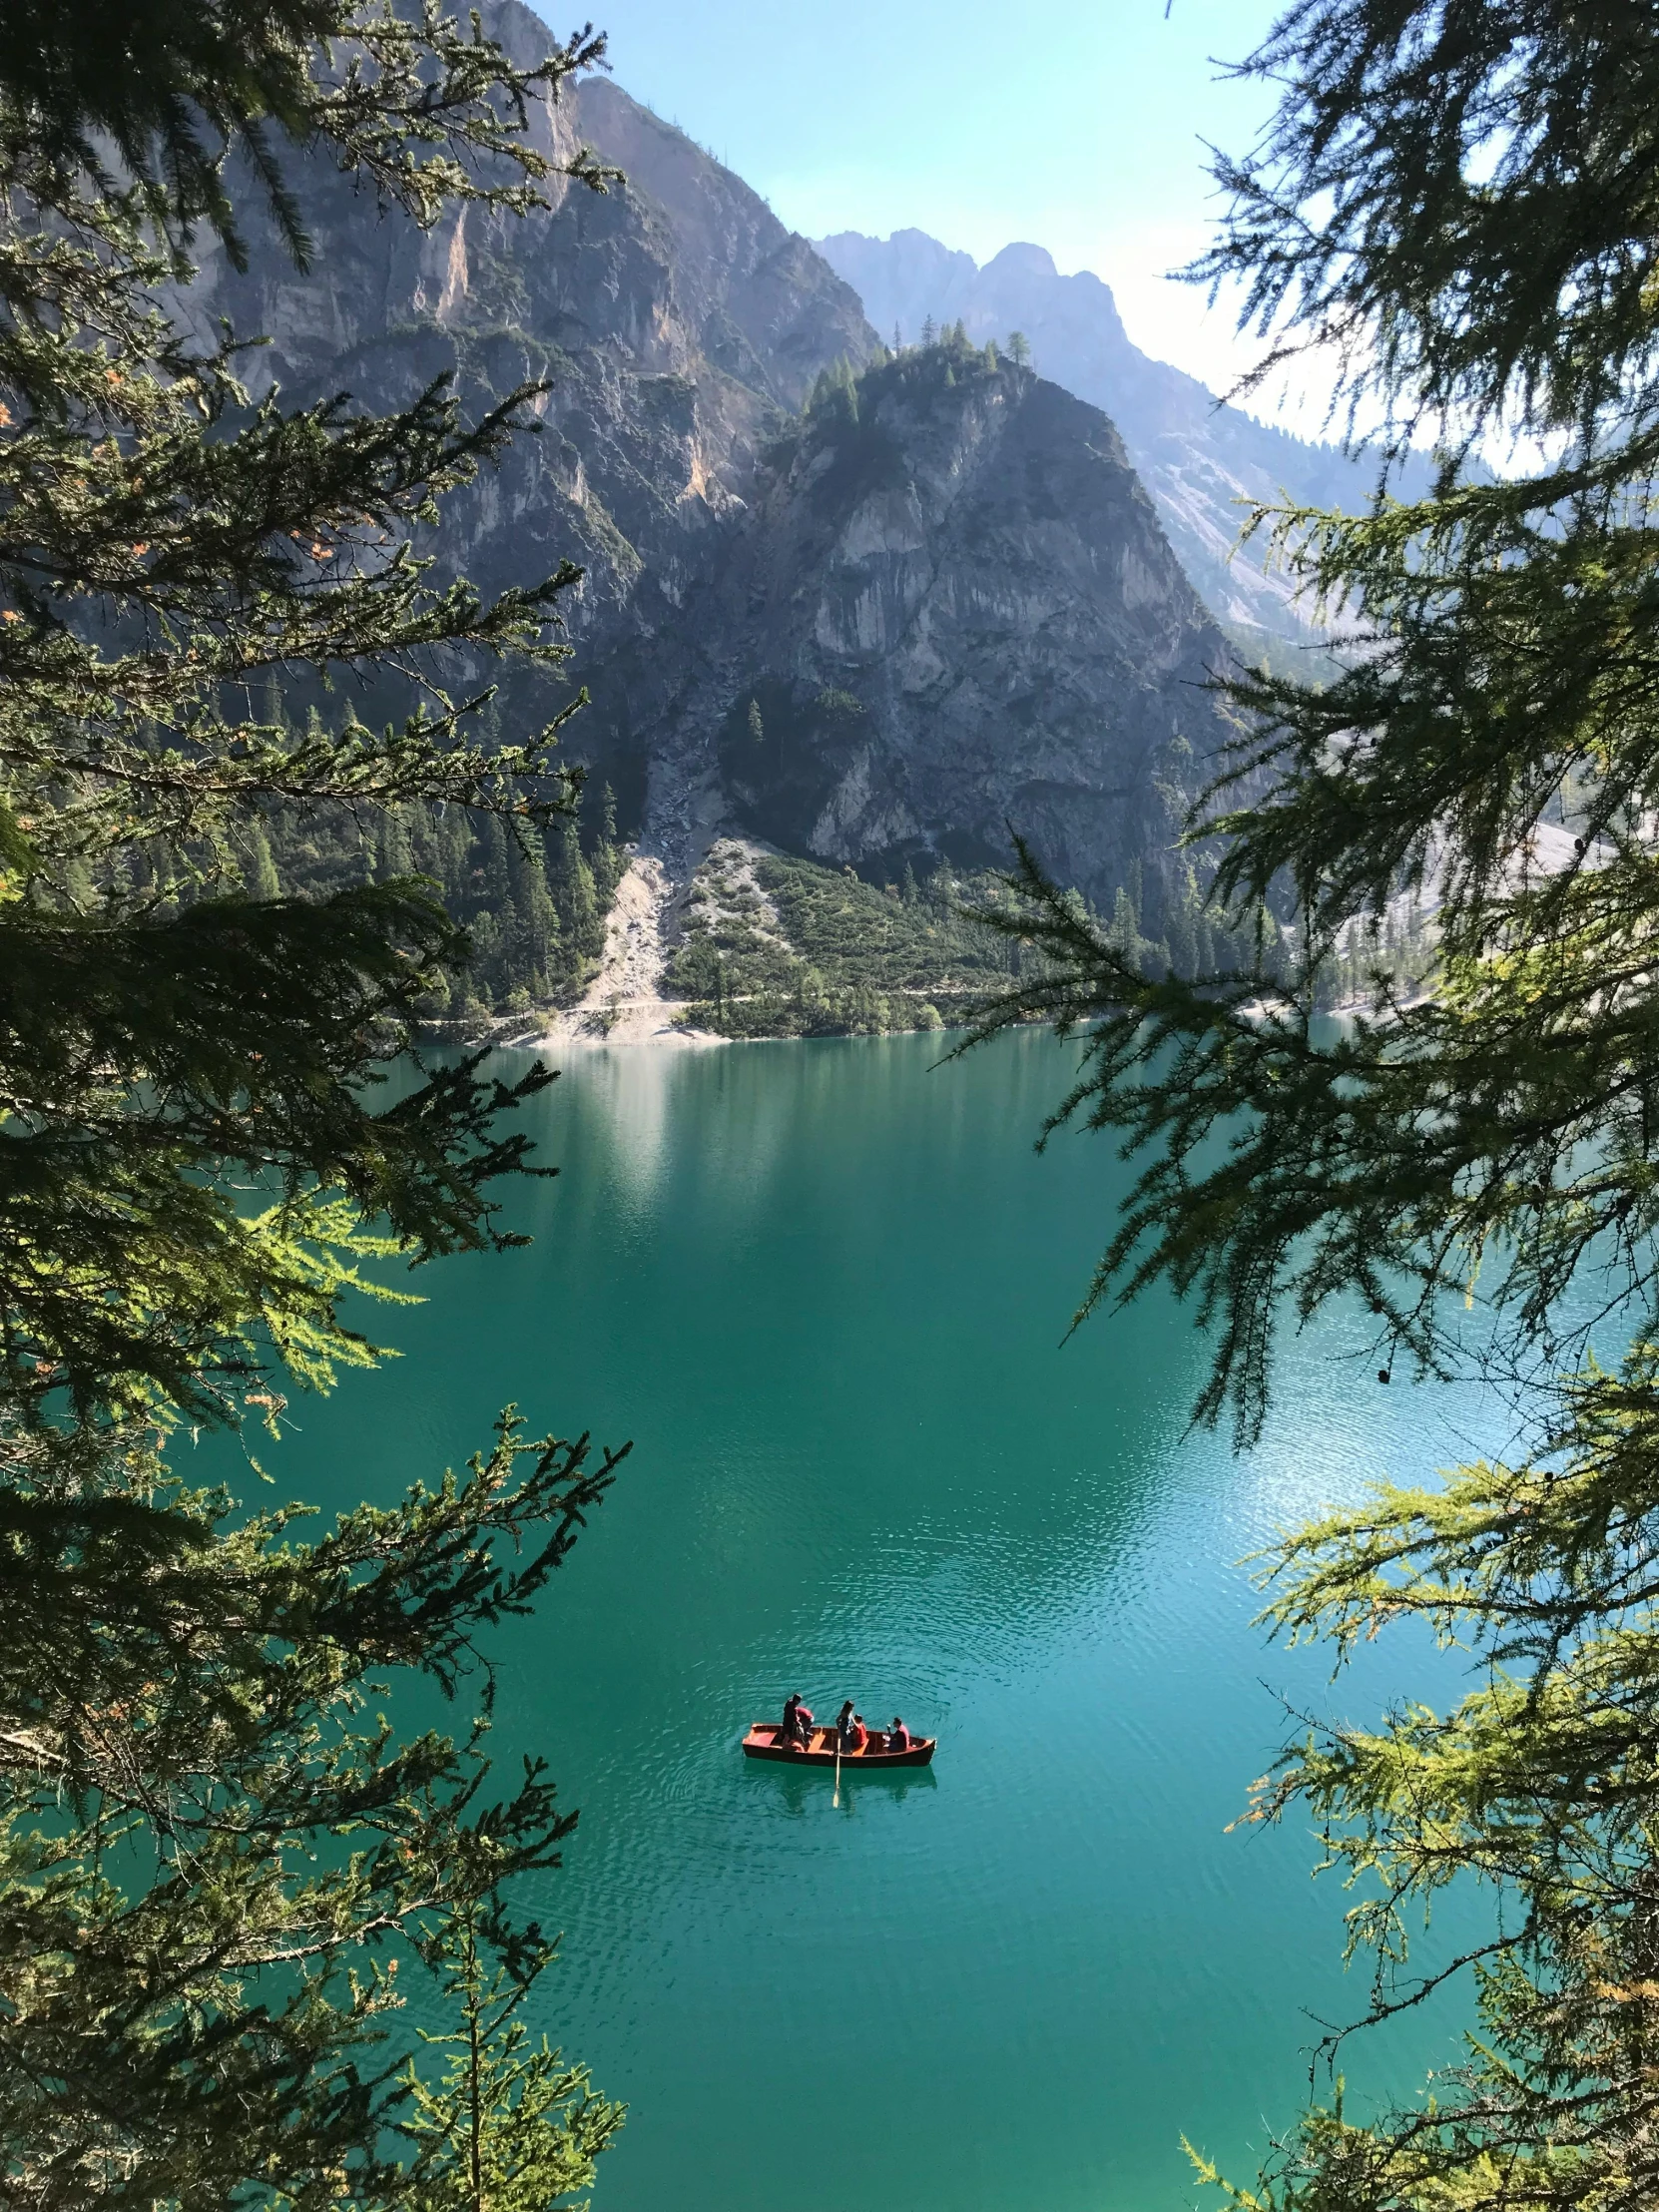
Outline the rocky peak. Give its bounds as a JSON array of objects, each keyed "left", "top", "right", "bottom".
[
  {"left": 176, "top": 5, "right": 875, "bottom": 689},
  {"left": 165, "top": 14, "right": 1241, "bottom": 922},
  {"left": 638, "top": 338, "right": 1234, "bottom": 912},
  {"left": 563, "top": 76, "right": 874, "bottom": 412},
  {"left": 814, "top": 226, "right": 1437, "bottom": 638},
  {"left": 984, "top": 242, "right": 1061, "bottom": 282}
]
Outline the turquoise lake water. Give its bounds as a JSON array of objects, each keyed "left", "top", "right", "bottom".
[{"left": 251, "top": 1026, "right": 1522, "bottom": 2212}]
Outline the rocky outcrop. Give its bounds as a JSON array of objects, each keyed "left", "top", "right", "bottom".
[
  {"left": 171, "top": 3, "right": 1235, "bottom": 914},
  {"left": 815, "top": 228, "right": 1437, "bottom": 639},
  {"left": 173, "top": 0, "right": 877, "bottom": 822},
  {"left": 625, "top": 343, "right": 1232, "bottom": 910}
]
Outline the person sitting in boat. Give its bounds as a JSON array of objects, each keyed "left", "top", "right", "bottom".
[
  {"left": 885, "top": 1716, "right": 911, "bottom": 1753},
  {"left": 849, "top": 1713, "right": 869, "bottom": 1754},
  {"left": 834, "top": 1700, "right": 857, "bottom": 1752},
  {"left": 781, "top": 1694, "right": 813, "bottom": 1748}
]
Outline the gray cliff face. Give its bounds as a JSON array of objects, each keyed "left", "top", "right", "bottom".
[
  {"left": 173, "top": 6, "right": 1231, "bottom": 904},
  {"left": 635, "top": 350, "right": 1232, "bottom": 907},
  {"left": 815, "top": 228, "right": 1433, "bottom": 639},
  {"left": 177, "top": 2, "right": 876, "bottom": 696}
]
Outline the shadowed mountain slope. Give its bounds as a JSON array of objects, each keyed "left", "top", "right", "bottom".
[
  {"left": 638, "top": 338, "right": 1233, "bottom": 913},
  {"left": 169, "top": 6, "right": 1234, "bottom": 926}
]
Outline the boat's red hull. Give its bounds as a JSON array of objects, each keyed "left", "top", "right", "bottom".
[{"left": 742, "top": 1723, "right": 935, "bottom": 1768}]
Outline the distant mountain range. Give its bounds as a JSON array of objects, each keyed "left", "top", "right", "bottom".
[{"left": 815, "top": 229, "right": 1432, "bottom": 639}]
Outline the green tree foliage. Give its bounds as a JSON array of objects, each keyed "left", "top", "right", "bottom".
[
  {"left": 2, "top": 0, "right": 609, "bottom": 267},
  {"left": 807, "top": 354, "right": 860, "bottom": 422},
  {"left": 0, "top": 0, "right": 611, "bottom": 1421},
  {"left": 0, "top": 3, "right": 631, "bottom": 2202},
  {"left": 255, "top": 770, "right": 630, "bottom": 1024},
  {"left": 399, "top": 1898, "right": 623, "bottom": 2212},
  {"left": 0, "top": 1409, "right": 627, "bottom": 2208},
  {"left": 964, "top": 6, "right": 1659, "bottom": 2208},
  {"left": 667, "top": 844, "right": 1022, "bottom": 1037}
]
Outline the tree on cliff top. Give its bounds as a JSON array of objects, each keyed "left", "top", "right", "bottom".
[
  {"left": 0, "top": 3, "right": 632, "bottom": 2203},
  {"left": 967, "top": 4, "right": 1659, "bottom": 2208}
]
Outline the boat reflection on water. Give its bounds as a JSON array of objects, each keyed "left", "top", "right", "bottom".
[{"left": 746, "top": 1756, "right": 941, "bottom": 1817}]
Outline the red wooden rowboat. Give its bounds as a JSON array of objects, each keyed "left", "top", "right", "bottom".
[{"left": 742, "top": 1722, "right": 936, "bottom": 1768}]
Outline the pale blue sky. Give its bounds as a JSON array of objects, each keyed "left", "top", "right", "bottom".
[{"left": 552, "top": 0, "right": 1298, "bottom": 403}]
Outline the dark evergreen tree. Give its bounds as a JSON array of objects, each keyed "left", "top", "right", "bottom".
[
  {"left": 548, "top": 809, "right": 601, "bottom": 974},
  {"left": 0, "top": 1411, "right": 628, "bottom": 2208},
  {"left": 962, "top": 6, "right": 1659, "bottom": 2208},
  {"left": 0, "top": 4, "right": 632, "bottom": 2201},
  {"left": 505, "top": 819, "right": 559, "bottom": 1002},
  {"left": 0, "top": 2, "right": 612, "bottom": 1418}
]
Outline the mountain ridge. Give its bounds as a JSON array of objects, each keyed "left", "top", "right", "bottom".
[
  {"left": 171, "top": 7, "right": 1240, "bottom": 1022},
  {"left": 816, "top": 226, "right": 1426, "bottom": 638}
]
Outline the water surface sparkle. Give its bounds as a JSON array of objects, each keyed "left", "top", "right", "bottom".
[{"left": 258, "top": 1029, "right": 1509, "bottom": 2212}]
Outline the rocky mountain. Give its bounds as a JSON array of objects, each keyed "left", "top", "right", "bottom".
[
  {"left": 174, "top": 0, "right": 1234, "bottom": 950},
  {"left": 816, "top": 228, "right": 1430, "bottom": 638},
  {"left": 644, "top": 337, "right": 1230, "bottom": 910},
  {"left": 177, "top": 4, "right": 875, "bottom": 828}
]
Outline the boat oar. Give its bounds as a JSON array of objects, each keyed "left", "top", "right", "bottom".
[{"left": 832, "top": 1737, "right": 841, "bottom": 1809}]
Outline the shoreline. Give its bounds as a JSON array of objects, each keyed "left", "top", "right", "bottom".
[
  {"left": 441, "top": 993, "right": 974, "bottom": 1055},
  {"left": 485, "top": 1008, "right": 966, "bottom": 1054},
  {"left": 422, "top": 840, "right": 991, "bottom": 1055}
]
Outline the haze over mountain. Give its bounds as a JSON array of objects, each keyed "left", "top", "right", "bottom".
[{"left": 816, "top": 228, "right": 1427, "bottom": 639}]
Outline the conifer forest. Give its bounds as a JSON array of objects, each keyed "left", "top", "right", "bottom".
[{"left": 8, "top": 5, "right": 1659, "bottom": 2212}]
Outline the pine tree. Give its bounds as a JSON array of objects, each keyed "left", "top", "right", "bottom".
[
  {"left": 0, "top": 5, "right": 631, "bottom": 2201},
  {"left": 960, "top": 7, "right": 1659, "bottom": 2208},
  {"left": 245, "top": 821, "right": 282, "bottom": 899},
  {"left": 375, "top": 806, "right": 416, "bottom": 884},
  {"left": 0, "top": 1, "right": 612, "bottom": 1422},
  {"left": 506, "top": 821, "right": 559, "bottom": 998},
  {"left": 1008, "top": 330, "right": 1031, "bottom": 366},
  {"left": 0, "top": 1408, "right": 628, "bottom": 2207},
  {"left": 399, "top": 1899, "right": 624, "bottom": 2212},
  {"left": 1165, "top": 871, "right": 1198, "bottom": 977},
  {"left": 548, "top": 811, "right": 601, "bottom": 983}
]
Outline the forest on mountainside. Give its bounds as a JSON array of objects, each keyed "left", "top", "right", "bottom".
[
  {"left": 667, "top": 834, "right": 1304, "bottom": 1040},
  {"left": 248, "top": 733, "right": 628, "bottom": 1023}
]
